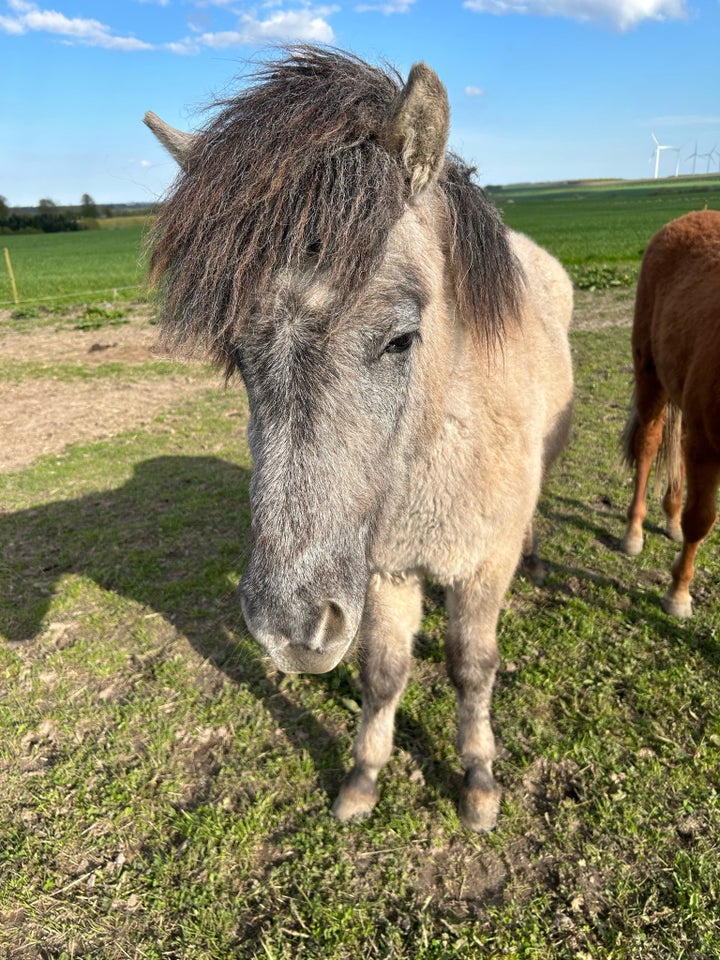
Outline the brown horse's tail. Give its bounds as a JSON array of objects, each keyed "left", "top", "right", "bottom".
[
  {"left": 621, "top": 392, "right": 683, "bottom": 495},
  {"left": 656, "top": 402, "right": 683, "bottom": 496},
  {"left": 620, "top": 394, "right": 639, "bottom": 473}
]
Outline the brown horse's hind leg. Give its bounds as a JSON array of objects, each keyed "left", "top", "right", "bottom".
[
  {"left": 662, "top": 456, "right": 720, "bottom": 618},
  {"left": 621, "top": 378, "right": 667, "bottom": 556},
  {"left": 445, "top": 575, "right": 505, "bottom": 832},
  {"left": 332, "top": 573, "right": 422, "bottom": 822}
]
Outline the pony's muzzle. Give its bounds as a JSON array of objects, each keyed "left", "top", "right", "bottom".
[{"left": 238, "top": 582, "right": 360, "bottom": 674}]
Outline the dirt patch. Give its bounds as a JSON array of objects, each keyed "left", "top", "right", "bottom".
[
  {"left": 571, "top": 287, "right": 634, "bottom": 330},
  {"left": 0, "top": 308, "right": 163, "bottom": 366},
  {"left": 0, "top": 305, "right": 218, "bottom": 473},
  {"left": 0, "top": 289, "right": 633, "bottom": 475},
  {"left": 0, "top": 375, "right": 215, "bottom": 472}
]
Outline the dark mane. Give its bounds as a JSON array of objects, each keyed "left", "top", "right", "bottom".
[{"left": 148, "top": 46, "right": 522, "bottom": 363}]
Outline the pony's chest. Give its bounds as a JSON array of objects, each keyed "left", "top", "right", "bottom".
[{"left": 372, "top": 407, "right": 539, "bottom": 581}]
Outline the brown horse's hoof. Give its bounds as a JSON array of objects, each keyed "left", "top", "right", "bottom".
[
  {"left": 661, "top": 590, "right": 692, "bottom": 619},
  {"left": 665, "top": 521, "right": 683, "bottom": 543},
  {"left": 620, "top": 532, "right": 644, "bottom": 556},
  {"left": 332, "top": 770, "right": 379, "bottom": 822}
]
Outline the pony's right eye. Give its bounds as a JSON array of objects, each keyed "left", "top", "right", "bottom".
[{"left": 383, "top": 331, "right": 417, "bottom": 355}]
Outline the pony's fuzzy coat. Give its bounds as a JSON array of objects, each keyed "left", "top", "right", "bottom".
[{"left": 146, "top": 47, "right": 574, "bottom": 832}]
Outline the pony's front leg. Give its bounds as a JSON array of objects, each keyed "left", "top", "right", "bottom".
[
  {"left": 445, "top": 575, "right": 505, "bottom": 832},
  {"left": 519, "top": 521, "right": 546, "bottom": 585},
  {"left": 332, "top": 573, "right": 422, "bottom": 822}
]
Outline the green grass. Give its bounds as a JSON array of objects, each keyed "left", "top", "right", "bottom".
[
  {"left": 1, "top": 325, "right": 718, "bottom": 959},
  {"left": 488, "top": 176, "right": 720, "bottom": 289},
  {"left": 0, "top": 226, "right": 148, "bottom": 307}
]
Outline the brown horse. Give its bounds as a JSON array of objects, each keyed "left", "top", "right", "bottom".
[
  {"left": 621, "top": 209, "right": 720, "bottom": 618},
  {"left": 145, "top": 48, "right": 573, "bottom": 830}
]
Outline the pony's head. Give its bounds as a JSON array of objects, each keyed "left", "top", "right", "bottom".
[{"left": 147, "top": 47, "right": 521, "bottom": 673}]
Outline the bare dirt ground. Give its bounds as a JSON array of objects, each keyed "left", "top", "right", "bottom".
[
  {"left": 0, "top": 289, "right": 633, "bottom": 474},
  {"left": 571, "top": 286, "right": 633, "bottom": 330},
  {"left": 0, "top": 304, "right": 217, "bottom": 472}
]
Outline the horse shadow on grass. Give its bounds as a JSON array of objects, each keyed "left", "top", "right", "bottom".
[
  {"left": 0, "top": 454, "right": 460, "bottom": 807},
  {"left": 536, "top": 492, "right": 720, "bottom": 667}
]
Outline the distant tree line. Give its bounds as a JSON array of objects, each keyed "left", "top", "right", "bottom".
[{"left": 0, "top": 193, "right": 129, "bottom": 234}]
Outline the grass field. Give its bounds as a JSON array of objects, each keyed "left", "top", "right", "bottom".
[
  {"left": 1, "top": 319, "right": 718, "bottom": 958},
  {"left": 1, "top": 178, "right": 719, "bottom": 958},
  {"left": 487, "top": 176, "right": 720, "bottom": 289},
  {"left": 0, "top": 225, "right": 148, "bottom": 307},
  {"left": 2, "top": 175, "right": 719, "bottom": 308}
]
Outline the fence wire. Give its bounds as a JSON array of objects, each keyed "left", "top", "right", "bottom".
[{"left": 0, "top": 285, "right": 143, "bottom": 308}]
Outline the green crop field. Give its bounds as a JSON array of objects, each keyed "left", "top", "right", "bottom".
[
  {"left": 0, "top": 225, "right": 148, "bottom": 308},
  {"left": 2, "top": 175, "right": 720, "bottom": 310},
  {"left": 488, "top": 175, "right": 720, "bottom": 289}
]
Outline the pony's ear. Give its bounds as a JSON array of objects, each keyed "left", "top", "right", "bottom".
[
  {"left": 143, "top": 111, "right": 198, "bottom": 170},
  {"left": 381, "top": 63, "right": 450, "bottom": 197}
]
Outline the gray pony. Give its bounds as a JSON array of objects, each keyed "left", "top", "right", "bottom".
[{"left": 146, "top": 47, "right": 573, "bottom": 831}]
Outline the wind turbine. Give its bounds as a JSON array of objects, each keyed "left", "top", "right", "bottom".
[
  {"left": 687, "top": 142, "right": 700, "bottom": 175},
  {"left": 650, "top": 133, "right": 676, "bottom": 179},
  {"left": 698, "top": 145, "right": 717, "bottom": 174}
]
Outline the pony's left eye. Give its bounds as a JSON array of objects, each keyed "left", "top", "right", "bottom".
[{"left": 384, "top": 331, "right": 418, "bottom": 355}]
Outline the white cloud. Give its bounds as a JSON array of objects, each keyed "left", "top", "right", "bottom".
[
  {"left": 465, "top": 85, "right": 485, "bottom": 97},
  {"left": 463, "top": 0, "right": 687, "bottom": 30},
  {"left": 178, "top": 8, "right": 335, "bottom": 50},
  {"left": 0, "top": 13, "right": 24, "bottom": 31},
  {"left": 0, "top": 0, "right": 154, "bottom": 48},
  {"left": 355, "top": 0, "right": 416, "bottom": 13},
  {"left": 1, "top": 1, "right": 337, "bottom": 52}
]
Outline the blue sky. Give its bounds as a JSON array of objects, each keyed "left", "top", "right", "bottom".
[{"left": 2, "top": 0, "right": 720, "bottom": 206}]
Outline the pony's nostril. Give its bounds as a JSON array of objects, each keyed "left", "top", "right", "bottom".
[
  {"left": 306, "top": 601, "right": 347, "bottom": 652},
  {"left": 325, "top": 601, "right": 346, "bottom": 642}
]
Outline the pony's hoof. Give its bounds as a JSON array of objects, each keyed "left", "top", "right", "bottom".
[
  {"left": 332, "top": 771, "right": 379, "bottom": 822},
  {"left": 459, "top": 766, "right": 501, "bottom": 832},
  {"left": 459, "top": 785, "right": 501, "bottom": 832},
  {"left": 620, "top": 532, "right": 643, "bottom": 556},
  {"left": 665, "top": 522, "right": 683, "bottom": 543},
  {"left": 661, "top": 591, "right": 693, "bottom": 619},
  {"left": 520, "top": 555, "right": 546, "bottom": 587}
]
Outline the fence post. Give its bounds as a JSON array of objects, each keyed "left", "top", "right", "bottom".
[{"left": 4, "top": 247, "right": 19, "bottom": 305}]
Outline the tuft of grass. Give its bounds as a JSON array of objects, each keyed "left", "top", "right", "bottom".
[
  {"left": 567, "top": 262, "right": 638, "bottom": 291},
  {"left": 72, "top": 303, "right": 130, "bottom": 330}
]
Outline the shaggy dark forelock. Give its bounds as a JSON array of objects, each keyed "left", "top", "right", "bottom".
[{"left": 148, "top": 46, "right": 522, "bottom": 365}]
